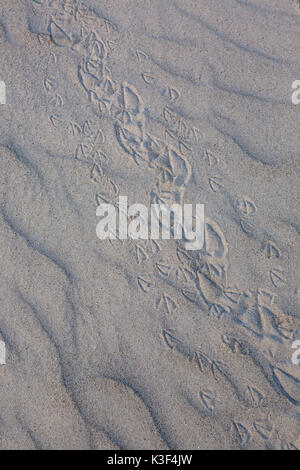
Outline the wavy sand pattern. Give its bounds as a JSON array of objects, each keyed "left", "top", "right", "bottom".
[{"left": 0, "top": 0, "right": 299, "bottom": 449}]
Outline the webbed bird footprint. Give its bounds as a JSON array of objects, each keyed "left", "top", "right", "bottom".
[
  {"left": 199, "top": 390, "right": 216, "bottom": 412},
  {"left": 272, "top": 366, "right": 300, "bottom": 406}
]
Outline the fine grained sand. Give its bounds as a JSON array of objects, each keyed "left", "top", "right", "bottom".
[{"left": 0, "top": 0, "right": 299, "bottom": 450}]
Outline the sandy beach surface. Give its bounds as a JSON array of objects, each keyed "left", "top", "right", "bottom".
[{"left": 0, "top": 0, "right": 299, "bottom": 450}]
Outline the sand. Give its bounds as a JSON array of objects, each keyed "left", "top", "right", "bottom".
[{"left": 0, "top": 0, "right": 299, "bottom": 450}]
